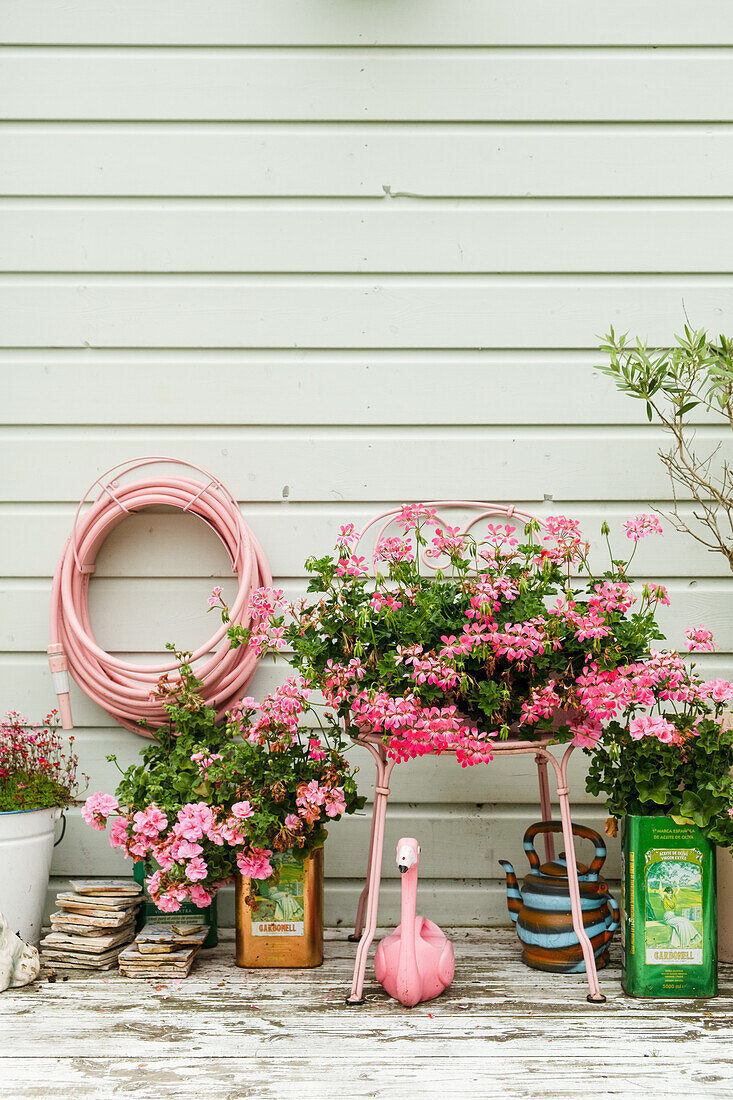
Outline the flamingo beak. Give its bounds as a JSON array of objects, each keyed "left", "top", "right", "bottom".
[{"left": 396, "top": 844, "right": 418, "bottom": 872}]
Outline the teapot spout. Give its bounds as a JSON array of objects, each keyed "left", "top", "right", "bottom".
[{"left": 498, "top": 859, "right": 522, "bottom": 924}]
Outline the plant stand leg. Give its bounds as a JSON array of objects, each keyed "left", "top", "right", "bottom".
[
  {"left": 348, "top": 772, "right": 380, "bottom": 942},
  {"left": 546, "top": 745, "right": 607, "bottom": 1004},
  {"left": 535, "top": 753, "right": 555, "bottom": 862},
  {"left": 346, "top": 744, "right": 396, "bottom": 1005}
]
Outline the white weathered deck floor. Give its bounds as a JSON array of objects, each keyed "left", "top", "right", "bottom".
[{"left": 1, "top": 929, "right": 732, "bottom": 1099}]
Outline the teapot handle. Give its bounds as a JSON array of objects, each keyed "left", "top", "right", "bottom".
[
  {"left": 524, "top": 820, "right": 606, "bottom": 875},
  {"left": 605, "top": 891, "right": 620, "bottom": 935}
]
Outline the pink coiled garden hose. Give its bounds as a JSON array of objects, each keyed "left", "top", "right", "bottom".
[{"left": 48, "top": 457, "right": 271, "bottom": 737}]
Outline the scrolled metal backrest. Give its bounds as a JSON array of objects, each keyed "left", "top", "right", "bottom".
[{"left": 351, "top": 500, "right": 542, "bottom": 576}]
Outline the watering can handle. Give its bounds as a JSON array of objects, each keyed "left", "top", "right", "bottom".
[{"left": 524, "top": 821, "right": 606, "bottom": 874}]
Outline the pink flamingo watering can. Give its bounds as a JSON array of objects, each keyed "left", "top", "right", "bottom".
[{"left": 374, "top": 838, "right": 455, "bottom": 1007}]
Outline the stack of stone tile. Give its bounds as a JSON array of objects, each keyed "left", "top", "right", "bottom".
[
  {"left": 118, "top": 922, "right": 207, "bottom": 978},
  {"left": 40, "top": 879, "right": 142, "bottom": 971}
]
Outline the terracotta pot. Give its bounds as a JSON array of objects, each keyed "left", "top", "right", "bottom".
[{"left": 235, "top": 847, "right": 323, "bottom": 968}]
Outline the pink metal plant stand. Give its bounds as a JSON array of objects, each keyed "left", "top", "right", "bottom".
[{"left": 343, "top": 502, "right": 608, "bottom": 1005}]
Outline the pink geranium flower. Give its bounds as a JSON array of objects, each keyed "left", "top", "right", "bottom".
[
  {"left": 189, "top": 884, "right": 213, "bottom": 907},
  {"left": 155, "top": 893, "right": 182, "bottom": 913},
  {"left": 702, "top": 679, "right": 733, "bottom": 703},
  {"left": 108, "top": 815, "right": 131, "bottom": 851},
  {"left": 132, "top": 803, "right": 168, "bottom": 837},
  {"left": 174, "top": 801, "right": 215, "bottom": 841},
  {"left": 236, "top": 847, "right": 273, "bottom": 880},
  {"left": 185, "top": 856, "right": 208, "bottom": 882},
  {"left": 231, "top": 800, "right": 254, "bottom": 820},
  {"left": 629, "top": 715, "right": 680, "bottom": 744},
  {"left": 81, "top": 792, "right": 119, "bottom": 831}
]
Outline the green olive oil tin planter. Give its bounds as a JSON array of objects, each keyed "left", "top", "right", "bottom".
[
  {"left": 621, "top": 815, "right": 717, "bottom": 998},
  {"left": 133, "top": 861, "right": 218, "bottom": 947}
]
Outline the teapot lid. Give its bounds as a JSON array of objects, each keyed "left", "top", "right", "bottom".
[{"left": 539, "top": 854, "right": 589, "bottom": 878}]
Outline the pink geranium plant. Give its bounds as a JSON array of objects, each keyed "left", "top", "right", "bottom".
[
  {"left": 83, "top": 651, "right": 362, "bottom": 912},
  {"left": 219, "top": 508, "right": 682, "bottom": 764},
  {"left": 585, "top": 644, "right": 733, "bottom": 845},
  {"left": 215, "top": 506, "right": 733, "bottom": 844}
]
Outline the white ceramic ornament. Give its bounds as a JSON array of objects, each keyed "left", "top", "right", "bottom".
[{"left": 0, "top": 911, "right": 40, "bottom": 991}]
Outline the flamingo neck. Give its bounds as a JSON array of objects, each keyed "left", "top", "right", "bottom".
[{"left": 399, "top": 864, "right": 419, "bottom": 968}]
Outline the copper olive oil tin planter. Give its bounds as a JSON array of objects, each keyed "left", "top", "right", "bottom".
[
  {"left": 133, "top": 861, "right": 219, "bottom": 947},
  {"left": 621, "top": 815, "right": 717, "bottom": 998},
  {"left": 236, "top": 847, "right": 324, "bottom": 968}
]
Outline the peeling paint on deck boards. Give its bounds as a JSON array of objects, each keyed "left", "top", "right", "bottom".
[{"left": 1, "top": 931, "right": 732, "bottom": 1099}]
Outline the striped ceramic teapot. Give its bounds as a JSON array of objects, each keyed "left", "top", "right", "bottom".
[{"left": 499, "top": 820, "right": 619, "bottom": 973}]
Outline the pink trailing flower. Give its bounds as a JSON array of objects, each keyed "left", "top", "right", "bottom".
[
  {"left": 374, "top": 537, "right": 414, "bottom": 565},
  {"left": 623, "top": 513, "right": 663, "bottom": 541},
  {"left": 571, "top": 717, "right": 603, "bottom": 749},
  {"left": 81, "top": 792, "right": 119, "bottom": 831},
  {"left": 337, "top": 523, "right": 360, "bottom": 548},
  {"left": 520, "top": 683, "right": 561, "bottom": 726},
  {"left": 221, "top": 818, "right": 248, "bottom": 845},
  {"left": 396, "top": 644, "right": 459, "bottom": 690},
  {"left": 308, "top": 737, "right": 327, "bottom": 762},
  {"left": 540, "top": 515, "right": 584, "bottom": 563},
  {"left": 336, "top": 554, "right": 369, "bottom": 579},
  {"left": 171, "top": 839, "right": 203, "bottom": 860},
  {"left": 482, "top": 523, "right": 519, "bottom": 558},
  {"left": 589, "top": 581, "right": 636, "bottom": 615},
  {"left": 370, "top": 591, "right": 403, "bottom": 613},
  {"left": 428, "top": 525, "right": 465, "bottom": 557},
  {"left": 685, "top": 626, "right": 715, "bottom": 652},
  {"left": 207, "top": 585, "right": 224, "bottom": 608},
  {"left": 395, "top": 504, "right": 437, "bottom": 533}
]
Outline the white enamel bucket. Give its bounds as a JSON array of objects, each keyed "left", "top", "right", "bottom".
[{"left": 0, "top": 807, "right": 63, "bottom": 944}]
